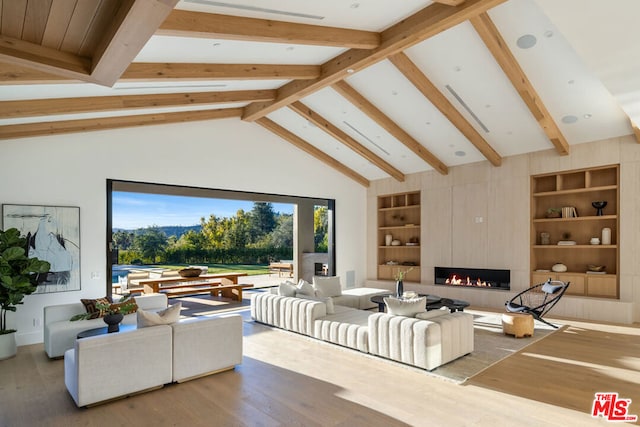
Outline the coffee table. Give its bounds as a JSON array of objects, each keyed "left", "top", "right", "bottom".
[
  {"left": 427, "top": 298, "right": 470, "bottom": 312},
  {"left": 370, "top": 294, "right": 441, "bottom": 312},
  {"left": 77, "top": 324, "right": 136, "bottom": 339}
]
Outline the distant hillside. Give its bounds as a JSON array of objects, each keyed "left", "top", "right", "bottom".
[{"left": 113, "top": 225, "right": 201, "bottom": 238}]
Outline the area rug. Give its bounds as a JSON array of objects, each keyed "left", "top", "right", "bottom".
[{"left": 427, "top": 310, "right": 562, "bottom": 384}]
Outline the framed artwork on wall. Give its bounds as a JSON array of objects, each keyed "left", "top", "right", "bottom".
[{"left": 2, "top": 204, "right": 81, "bottom": 294}]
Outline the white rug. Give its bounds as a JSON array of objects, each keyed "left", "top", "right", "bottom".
[{"left": 428, "top": 310, "right": 560, "bottom": 384}]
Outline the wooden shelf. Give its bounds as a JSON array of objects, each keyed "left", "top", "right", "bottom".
[
  {"left": 532, "top": 245, "right": 617, "bottom": 249},
  {"left": 378, "top": 191, "right": 421, "bottom": 282},
  {"left": 533, "top": 215, "right": 616, "bottom": 223},
  {"left": 531, "top": 165, "right": 619, "bottom": 299},
  {"left": 379, "top": 225, "right": 420, "bottom": 230},
  {"left": 533, "top": 184, "right": 617, "bottom": 197}
]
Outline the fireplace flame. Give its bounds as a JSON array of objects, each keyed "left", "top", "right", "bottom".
[{"left": 445, "top": 274, "right": 491, "bottom": 287}]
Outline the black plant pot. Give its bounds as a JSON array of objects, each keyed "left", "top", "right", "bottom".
[
  {"left": 103, "top": 313, "right": 124, "bottom": 333},
  {"left": 396, "top": 280, "right": 404, "bottom": 298}
]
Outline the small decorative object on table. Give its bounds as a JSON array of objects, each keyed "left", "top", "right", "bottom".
[
  {"left": 592, "top": 201, "right": 607, "bottom": 216},
  {"left": 394, "top": 267, "right": 414, "bottom": 298},
  {"left": 103, "top": 313, "right": 124, "bottom": 333},
  {"left": 385, "top": 234, "right": 393, "bottom": 246},
  {"left": 178, "top": 267, "right": 202, "bottom": 277}
]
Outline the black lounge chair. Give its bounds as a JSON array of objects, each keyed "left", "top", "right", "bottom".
[{"left": 505, "top": 279, "right": 570, "bottom": 328}]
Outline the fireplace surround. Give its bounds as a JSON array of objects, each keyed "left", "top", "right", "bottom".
[{"left": 434, "top": 267, "right": 510, "bottom": 290}]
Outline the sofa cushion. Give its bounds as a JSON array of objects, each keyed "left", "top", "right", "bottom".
[
  {"left": 298, "top": 294, "right": 335, "bottom": 314},
  {"left": 415, "top": 307, "right": 450, "bottom": 320},
  {"left": 384, "top": 296, "right": 426, "bottom": 317},
  {"left": 314, "top": 306, "right": 371, "bottom": 352},
  {"left": 80, "top": 297, "right": 112, "bottom": 319},
  {"left": 313, "top": 276, "right": 342, "bottom": 297},
  {"left": 296, "top": 279, "right": 315, "bottom": 296},
  {"left": 137, "top": 303, "right": 181, "bottom": 328},
  {"left": 278, "top": 281, "right": 297, "bottom": 297}
]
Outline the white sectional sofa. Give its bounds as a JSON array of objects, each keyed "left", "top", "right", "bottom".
[
  {"left": 251, "top": 292, "right": 474, "bottom": 371},
  {"left": 64, "top": 313, "right": 242, "bottom": 407},
  {"left": 44, "top": 293, "right": 168, "bottom": 358}
]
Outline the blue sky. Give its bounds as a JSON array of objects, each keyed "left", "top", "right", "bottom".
[{"left": 113, "top": 192, "right": 294, "bottom": 229}]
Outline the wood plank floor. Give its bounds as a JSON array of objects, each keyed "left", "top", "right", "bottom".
[{"left": 1, "top": 308, "right": 638, "bottom": 427}]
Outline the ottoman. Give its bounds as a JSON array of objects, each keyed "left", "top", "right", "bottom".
[{"left": 502, "top": 312, "right": 534, "bottom": 338}]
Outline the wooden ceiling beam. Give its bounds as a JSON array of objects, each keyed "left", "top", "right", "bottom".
[
  {"left": 0, "top": 108, "right": 242, "bottom": 140},
  {"left": 242, "top": 0, "right": 507, "bottom": 121},
  {"left": 0, "top": 62, "right": 321, "bottom": 84},
  {"left": 331, "top": 80, "right": 449, "bottom": 175},
  {"left": 0, "top": 90, "right": 276, "bottom": 118},
  {"left": 470, "top": 12, "right": 570, "bottom": 156},
  {"left": 433, "top": 0, "right": 467, "bottom": 5},
  {"left": 631, "top": 120, "right": 640, "bottom": 143},
  {"left": 289, "top": 101, "right": 405, "bottom": 182},
  {"left": 389, "top": 52, "right": 502, "bottom": 166},
  {"left": 89, "top": 0, "right": 179, "bottom": 86},
  {"left": 0, "top": 34, "right": 92, "bottom": 80},
  {"left": 255, "top": 118, "right": 370, "bottom": 187},
  {"left": 157, "top": 10, "right": 380, "bottom": 49}
]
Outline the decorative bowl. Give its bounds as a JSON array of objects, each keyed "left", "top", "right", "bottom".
[
  {"left": 178, "top": 267, "right": 202, "bottom": 277},
  {"left": 587, "top": 264, "right": 606, "bottom": 272}
]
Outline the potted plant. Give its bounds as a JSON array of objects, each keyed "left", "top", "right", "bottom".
[
  {"left": 394, "top": 267, "right": 414, "bottom": 298},
  {"left": 71, "top": 294, "right": 137, "bottom": 333},
  {"left": 0, "top": 228, "right": 50, "bottom": 360}
]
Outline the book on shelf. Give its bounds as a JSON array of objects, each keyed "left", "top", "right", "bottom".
[{"left": 586, "top": 271, "right": 607, "bottom": 274}]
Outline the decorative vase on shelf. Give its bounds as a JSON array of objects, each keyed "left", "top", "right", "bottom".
[
  {"left": 103, "top": 313, "right": 124, "bottom": 333},
  {"left": 601, "top": 227, "right": 612, "bottom": 245},
  {"left": 385, "top": 234, "right": 393, "bottom": 246},
  {"left": 396, "top": 280, "right": 404, "bottom": 298}
]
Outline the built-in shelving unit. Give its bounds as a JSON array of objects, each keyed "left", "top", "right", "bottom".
[
  {"left": 377, "top": 191, "right": 421, "bottom": 282},
  {"left": 530, "top": 165, "right": 619, "bottom": 298}
]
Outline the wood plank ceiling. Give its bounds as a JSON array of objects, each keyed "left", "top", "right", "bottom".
[{"left": 0, "top": 0, "right": 637, "bottom": 187}]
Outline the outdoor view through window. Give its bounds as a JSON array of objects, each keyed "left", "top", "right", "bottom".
[{"left": 110, "top": 191, "right": 329, "bottom": 289}]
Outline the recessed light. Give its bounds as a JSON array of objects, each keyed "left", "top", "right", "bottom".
[
  {"left": 455, "top": 151, "right": 466, "bottom": 157},
  {"left": 350, "top": 3, "right": 360, "bottom": 8},
  {"left": 346, "top": 68, "right": 355, "bottom": 73},
  {"left": 286, "top": 46, "right": 295, "bottom": 51},
  {"left": 568, "top": 79, "right": 575, "bottom": 85},
  {"left": 516, "top": 34, "right": 537, "bottom": 49},
  {"left": 448, "top": 144, "right": 455, "bottom": 148},
  {"left": 392, "top": 90, "right": 398, "bottom": 96},
  {"left": 507, "top": 131, "right": 513, "bottom": 135},
  {"left": 485, "top": 104, "right": 491, "bottom": 108},
  {"left": 561, "top": 115, "right": 578, "bottom": 124},
  {"left": 454, "top": 66, "right": 461, "bottom": 72},
  {"left": 544, "top": 30, "right": 554, "bottom": 38},
  {"left": 426, "top": 122, "right": 431, "bottom": 126},
  {"left": 212, "top": 42, "right": 221, "bottom": 47},
  {"left": 584, "top": 113, "right": 592, "bottom": 119}
]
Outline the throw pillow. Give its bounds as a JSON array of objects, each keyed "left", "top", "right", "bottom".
[
  {"left": 137, "top": 302, "right": 182, "bottom": 328},
  {"left": 415, "top": 307, "right": 449, "bottom": 320},
  {"left": 296, "top": 279, "right": 315, "bottom": 296},
  {"left": 312, "top": 276, "right": 342, "bottom": 297},
  {"left": 109, "top": 300, "right": 139, "bottom": 315},
  {"left": 80, "top": 296, "right": 113, "bottom": 319},
  {"left": 278, "top": 281, "right": 297, "bottom": 297},
  {"left": 297, "top": 294, "right": 335, "bottom": 314},
  {"left": 384, "top": 296, "right": 426, "bottom": 317}
]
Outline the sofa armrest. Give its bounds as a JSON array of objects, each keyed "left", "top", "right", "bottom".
[
  {"left": 133, "top": 293, "right": 168, "bottom": 311},
  {"left": 171, "top": 314, "right": 242, "bottom": 383},
  {"left": 44, "top": 303, "right": 85, "bottom": 327}
]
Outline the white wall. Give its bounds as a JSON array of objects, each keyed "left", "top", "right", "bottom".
[
  {"left": 366, "top": 136, "right": 640, "bottom": 324},
  {"left": 0, "top": 118, "right": 367, "bottom": 345}
]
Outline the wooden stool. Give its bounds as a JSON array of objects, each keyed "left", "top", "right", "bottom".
[{"left": 502, "top": 312, "right": 534, "bottom": 338}]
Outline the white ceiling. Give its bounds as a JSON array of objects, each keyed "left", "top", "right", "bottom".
[{"left": 1, "top": 0, "right": 638, "bottom": 184}]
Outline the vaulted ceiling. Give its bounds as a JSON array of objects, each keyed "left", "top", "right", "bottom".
[{"left": 1, "top": 0, "right": 639, "bottom": 187}]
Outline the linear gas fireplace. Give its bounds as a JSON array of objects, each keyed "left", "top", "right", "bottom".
[{"left": 434, "top": 267, "right": 510, "bottom": 290}]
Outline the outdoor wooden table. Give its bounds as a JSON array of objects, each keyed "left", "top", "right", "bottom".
[{"left": 138, "top": 272, "right": 248, "bottom": 294}]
